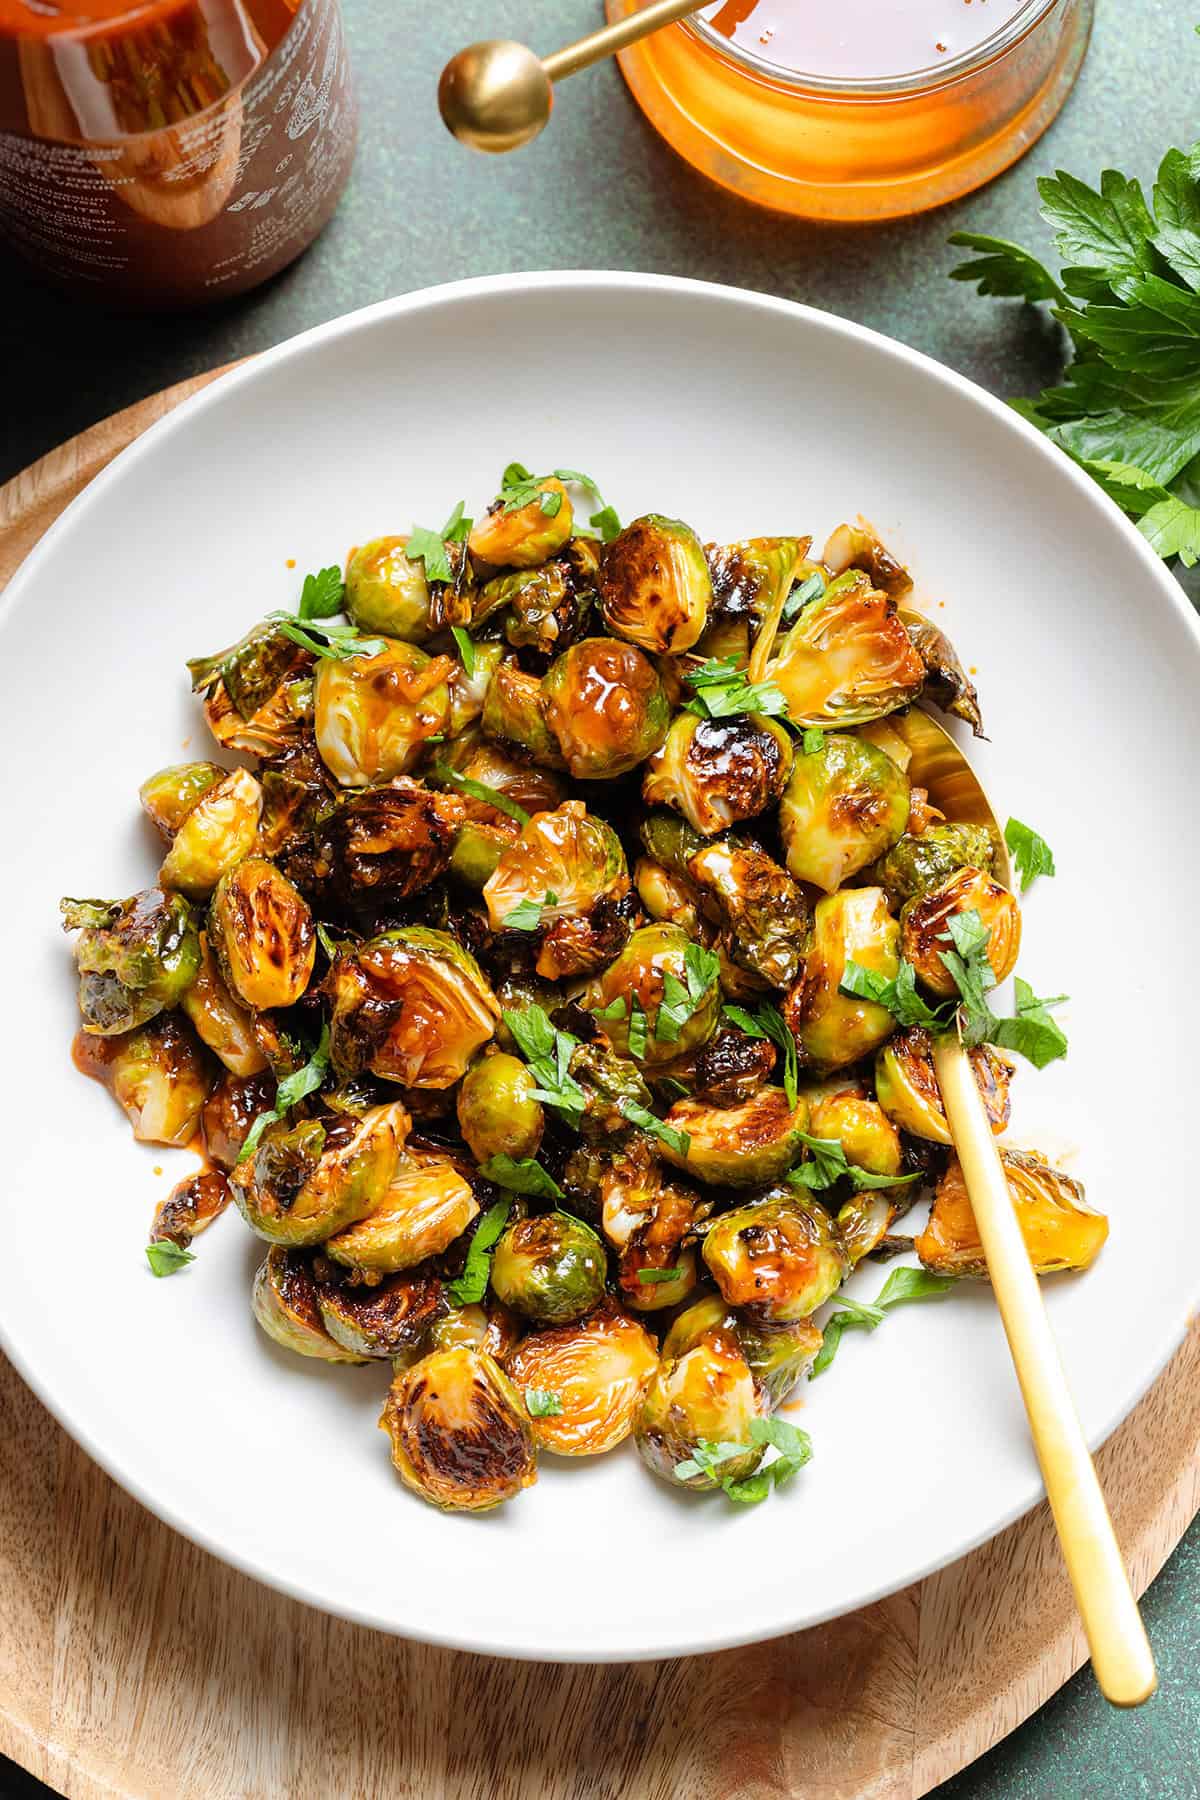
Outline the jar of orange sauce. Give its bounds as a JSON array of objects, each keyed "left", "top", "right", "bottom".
[{"left": 0, "top": 0, "right": 355, "bottom": 305}]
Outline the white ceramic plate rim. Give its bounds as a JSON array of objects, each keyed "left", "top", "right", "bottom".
[{"left": 4, "top": 272, "right": 1198, "bottom": 1662}]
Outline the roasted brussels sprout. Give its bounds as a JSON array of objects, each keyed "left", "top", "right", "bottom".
[
  {"left": 187, "top": 619, "right": 313, "bottom": 757},
  {"left": 481, "top": 658, "right": 566, "bottom": 765},
  {"left": 61, "top": 888, "right": 200, "bottom": 1035},
  {"left": 158, "top": 767, "right": 263, "bottom": 898},
  {"left": 569, "top": 1037, "right": 655, "bottom": 1142},
  {"left": 208, "top": 857, "right": 315, "bottom": 1012},
  {"left": 593, "top": 1138, "right": 705, "bottom": 1309},
  {"left": 492, "top": 563, "right": 590, "bottom": 655},
  {"left": 687, "top": 839, "right": 810, "bottom": 988},
  {"left": 344, "top": 535, "right": 434, "bottom": 642},
  {"left": 633, "top": 856, "right": 703, "bottom": 935},
  {"left": 917, "top": 1149, "right": 1107, "bottom": 1278},
  {"left": 662, "top": 1295, "right": 821, "bottom": 1406},
  {"left": 786, "top": 887, "right": 899, "bottom": 1070},
  {"left": 536, "top": 894, "right": 635, "bottom": 983},
  {"left": 869, "top": 823, "right": 996, "bottom": 911},
  {"left": 822, "top": 520, "right": 911, "bottom": 597},
  {"left": 470, "top": 477, "right": 573, "bottom": 568},
  {"left": 642, "top": 712, "right": 793, "bottom": 837},
  {"left": 541, "top": 638, "right": 670, "bottom": 779},
  {"left": 179, "top": 931, "right": 267, "bottom": 1077},
  {"left": 252, "top": 1247, "right": 368, "bottom": 1364},
  {"left": 482, "top": 801, "right": 628, "bottom": 930},
  {"left": 448, "top": 740, "right": 570, "bottom": 822},
  {"left": 139, "top": 761, "right": 225, "bottom": 837},
  {"left": 314, "top": 641, "right": 452, "bottom": 786},
  {"left": 202, "top": 1069, "right": 275, "bottom": 1168},
  {"left": 314, "top": 782, "right": 456, "bottom": 910},
  {"left": 703, "top": 1191, "right": 847, "bottom": 1322},
  {"left": 901, "top": 610, "right": 983, "bottom": 736},
  {"left": 232, "top": 1101, "right": 407, "bottom": 1247},
  {"left": 490, "top": 1212, "right": 608, "bottom": 1325},
  {"left": 705, "top": 537, "right": 807, "bottom": 627},
  {"left": 507, "top": 1306, "right": 659, "bottom": 1454},
  {"left": 659, "top": 1087, "right": 809, "bottom": 1187},
  {"left": 430, "top": 1298, "right": 522, "bottom": 1361},
  {"left": 457, "top": 1052, "right": 544, "bottom": 1164},
  {"left": 835, "top": 1190, "right": 911, "bottom": 1268},
  {"left": 581, "top": 923, "right": 719, "bottom": 1066},
  {"left": 450, "top": 817, "right": 521, "bottom": 889},
  {"left": 316, "top": 1270, "right": 444, "bottom": 1361},
  {"left": 327, "top": 927, "right": 499, "bottom": 1087},
  {"left": 599, "top": 514, "right": 711, "bottom": 654},
  {"left": 325, "top": 1149, "right": 478, "bottom": 1273},
  {"left": 635, "top": 1315, "right": 768, "bottom": 1489},
  {"left": 447, "top": 641, "right": 504, "bottom": 736},
  {"left": 380, "top": 1347, "right": 537, "bottom": 1512},
  {"left": 72, "top": 1012, "right": 213, "bottom": 1146},
  {"left": 151, "top": 1168, "right": 231, "bottom": 1246},
  {"left": 692, "top": 1026, "right": 776, "bottom": 1106},
  {"left": 637, "top": 808, "right": 705, "bottom": 877},
  {"left": 875, "top": 1027, "right": 1011, "bottom": 1143},
  {"left": 900, "top": 866, "right": 1021, "bottom": 998},
  {"left": 255, "top": 738, "right": 338, "bottom": 863},
  {"left": 769, "top": 570, "right": 926, "bottom": 727},
  {"left": 778, "top": 733, "right": 909, "bottom": 892},
  {"left": 807, "top": 1085, "right": 904, "bottom": 1178}
]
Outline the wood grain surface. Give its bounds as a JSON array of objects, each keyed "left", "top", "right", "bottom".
[{"left": 2, "top": 380, "right": 1197, "bottom": 1800}]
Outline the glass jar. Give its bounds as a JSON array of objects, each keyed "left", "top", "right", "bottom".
[
  {"left": 607, "top": 0, "right": 1093, "bottom": 222},
  {"left": 0, "top": 0, "right": 356, "bottom": 306}
]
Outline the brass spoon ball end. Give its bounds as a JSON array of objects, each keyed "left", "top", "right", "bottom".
[{"left": 438, "top": 40, "right": 553, "bottom": 154}]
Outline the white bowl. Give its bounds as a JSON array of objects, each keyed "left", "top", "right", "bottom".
[{"left": 3, "top": 274, "right": 1198, "bottom": 1662}]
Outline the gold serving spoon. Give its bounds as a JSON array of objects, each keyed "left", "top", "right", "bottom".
[
  {"left": 895, "top": 709, "right": 1156, "bottom": 1708},
  {"left": 438, "top": 0, "right": 710, "bottom": 152}
]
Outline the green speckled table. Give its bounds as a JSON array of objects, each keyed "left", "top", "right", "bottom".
[{"left": 2, "top": 1, "right": 1198, "bottom": 1794}]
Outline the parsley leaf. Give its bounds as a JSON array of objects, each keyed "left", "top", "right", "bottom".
[
  {"left": 272, "top": 616, "right": 387, "bottom": 662},
  {"left": 637, "top": 1266, "right": 685, "bottom": 1285},
  {"left": 948, "top": 231, "right": 1067, "bottom": 305},
  {"left": 627, "top": 996, "right": 648, "bottom": 1061},
  {"left": 1139, "top": 495, "right": 1200, "bottom": 565},
  {"left": 502, "top": 890, "right": 557, "bottom": 932},
  {"left": 480, "top": 1155, "right": 563, "bottom": 1199},
  {"left": 675, "top": 1417, "right": 814, "bottom": 1504},
  {"left": 451, "top": 625, "right": 476, "bottom": 677},
  {"left": 839, "top": 960, "right": 952, "bottom": 1031},
  {"left": 441, "top": 500, "right": 473, "bottom": 544},
  {"left": 673, "top": 1439, "right": 748, "bottom": 1482},
  {"left": 721, "top": 999, "right": 799, "bottom": 1108},
  {"left": 236, "top": 1025, "right": 330, "bottom": 1165},
  {"left": 990, "top": 979, "right": 1070, "bottom": 1069},
  {"left": 405, "top": 524, "right": 453, "bottom": 584},
  {"left": 505, "top": 1006, "right": 587, "bottom": 1128},
  {"left": 619, "top": 1099, "right": 690, "bottom": 1159},
  {"left": 657, "top": 945, "right": 720, "bottom": 1045},
  {"left": 1005, "top": 817, "right": 1057, "bottom": 891},
  {"left": 811, "top": 1266, "right": 955, "bottom": 1377},
  {"left": 782, "top": 569, "right": 826, "bottom": 622},
  {"left": 589, "top": 505, "right": 622, "bottom": 543},
  {"left": 788, "top": 1134, "right": 919, "bottom": 1194},
  {"left": 298, "top": 565, "right": 345, "bottom": 620},
  {"left": 145, "top": 1239, "right": 196, "bottom": 1277},
  {"left": 447, "top": 1199, "right": 512, "bottom": 1305},
  {"left": 682, "top": 655, "right": 789, "bottom": 720},
  {"left": 802, "top": 728, "right": 826, "bottom": 756},
  {"left": 432, "top": 760, "right": 530, "bottom": 827},
  {"left": 525, "top": 1388, "right": 563, "bottom": 1418}
]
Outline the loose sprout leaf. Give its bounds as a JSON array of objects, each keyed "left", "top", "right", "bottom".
[
  {"left": 298, "top": 565, "right": 346, "bottom": 621},
  {"left": 274, "top": 618, "right": 387, "bottom": 662},
  {"left": 447, "top": 1198, "right": 513, "bottom": 1305},
  {"left": 145, "top": 1240, "right": 196, "bottom": 1278},
  {"left": 790, "top": 1133, "right": 918, "bottom": 1194},
  {"left": 433, "top": 760, "right": 531, "bottom": 827},
  {"left": 990, "top": 979, "right": 1070, "bottom": 1069},
  {"left": 802, "top": 728, "right": 826, "bottom": 756},
  {"left": 502, "top": 891, "right": 557, "bottom": 932},
  {"left": 1005, "top": 817, "right": 1057, "bottom": 891},
  {"left": 947, "top": 231, "right": 1067, "bottom": 304},
  {"left": 525, "top": 1388, "right": 564, "bottom": 1418},
  {"left": 404, "top": 524, "right": 455, "bottom": 584},
  {"left": 637, "top": 1266, "right": 685, "bottom": 1285},
  {"left": 682, "top": 655, "right": 789, "bottom": 720},
  {"left": 839, "top": 960, "right": 952, "bottom": 1031},
  {"left": 451, "top": 625, "right": 476, "bottom": 677},
  {"left": 812, "top": 1265, "right": 955, "bottom": 1377},
  {"left": 627, "top": 996, "right": 648, "bottom": 1061},
  {"left": 619, "top": 1099, "right": 690, "bottom": 1158},
  {"left": 236, "top": 1026, "right": 331, "bottom": 1165},
  {"left": 479, "top": 1155, "right": 563, "bottom": 1199},
  {"left": 441, "top": 500, "right": 472, "bottom": 543}
]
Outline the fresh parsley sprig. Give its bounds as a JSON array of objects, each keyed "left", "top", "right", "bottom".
[
  {"left": 479, "top": 1155, "right": 563, "bottom": 1199},
  {"left": 811, "top": 1266, "right": 956, "bottom": 1378},
  {"left": 1004, "top": 818, "right": 1056, "bottom": 892},
  {"left": 447, "top": 1198, "right": 512, "bottom": 1305},
  {"left": 721, "top": 1000, "right": 799, "bottom": 1107},
  {"left": 498, "top": 462, "right": 622, "bottom": 540},
  {"left": 268, "top": 565, "right": 382, "bottom": 661},
  {"left": 674, "top": 1416, "right": 814, "bottom": 1505},
  {"left": 788, "top": 1135, "right": 919, "bottom": 1194},
  {"left": 502, "top": 890, "right": 558, "bottom": 932},
  {"left": 145, "top": 1239, "right": 196, "bottom": 1278},
  {"left": 682, "top": 655, "right": 789, "bottom": 720},
  {"left": 235, "top": 1025, "right": 331, "bottom": 1166},
  {"left": 406, "top": 501, "right": 472, "bottom": 583}
]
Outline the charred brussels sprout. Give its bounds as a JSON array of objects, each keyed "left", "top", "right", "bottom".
[
  {"left": 599, "top": 514, "right": 711, "bottom": 654},
  {"left": 869, "top": 823, "right": 996, "bottom": 910},
  {"left": 159, "top": 767, "right": 263, "bottom": 898},
  {"left": 187, "top": 619, "right": 313, "bottom": 757},
  {"left": 430, "top": 1298, "right": 521, "bottom": 1361},
  {"left": 703, "top": 1191, "right": 847, "bottom": 1322},
  {"left": 139, "top": 761, "right": 225, "bottom": 837},
  {"left": 786, "top": 887, "right": 899, "bottom": 1071},
  {"left": 325, "top": 1151, "right": 478, "bottom": 1273},
  {"left": 457, "top": 1052, "right": 544, "bottom": 1164},
  {"left": 769, "top": 570, "right": 926, "bottom": 727},
  {"left": 314, "top": 641, "right": 452, "bottom": 786},
  {"left": 542, "top": 638, "right": 670, "bottom": 779},
  {"left": 315, "top": 782, "right": 456, "bottom": 909},
  {"left": 481, "top": 659, "right": 566, "bottom": 766},
  {"left": 208, "top": 857, "right": 315, "bottom": 1012},
  {"left": 494, "top": 564, "right": 590, "bottom": 655},
  {"left": 507, "top": 1306, "right": 659, "bottom": 1454},
  {"left": 779, "top": 733, "right": 909, "bottom": 892},
  {"left": 687, "top": 839, "right": 809, "bottom": 988},
  {"left": 633, "top": 856, "right": 703, "bottom": 935},
  {"left": 822, "top": 520, "right": 911, "bottom": 596},
  {"left": 642, "top": 712, "right": 793, "bottom": 837},
  {"left": 72, "top": 1012, "right": 213, "bottom": 1146},
  {"left": 901, "top": 610, "right": 983, "bottom": 736},
  {"left": 635, "top": 1314, "right": 768, "bottom": 1489},
  {"left": 807, "top": 1086, "right": 904, "bottom": 1179},
  {"left": 327, "top": 927, "right": 499, "bottom": 1087},
  {"left": 470, "top": 477, "right": 573, "bottom": 568},
  {"left": 569, "top": 1038, "right": 655, "bottom": 1141},
  {"left": 582, "top": 923, "right": 719, "bottom": 1066},
  {"left": 380, "top": 1347, "right": 537, "bottom": 1512},
  {"left": 179, "top": 931, "right": 267, "bottom": 1077},
  {"left": 917, "top": 1150, "right": 1107, "bottom": 1278},
  {"left": 705, "top": 537, "right": 807, "bottom": 628},
  {"left": 659, "top": 1087, "right": 809, "bottom": 1187},
  {"left": 61, "top": 888, "right": 200, "bottom": 1035},
  {"left": 232, "top": 1101, "right": 407, "bottom": 1247},
  {"left": 876, "top": 1027, "right": 1011, "bottom": 1144},
  {"left": 900, "top": 867, "right": 1021, "bottom": 998},
  {"left": 252, "top": 1247, "right": 368, "bottom": 1364},
  {"left": 316, "top": 1270, "right": 444, "bottom": 1361},
  {"left": 482, "top": 801, "right": 628, "bottom": 931},
  {"left": 490, "top": 1212, "right": 608, "bottom": 1325},
  {"left": 151, "top": 1168, "right": 231, "bottom": 1247},
  {"left": 202, "top": 1069, "right": 275, "bottom": 1168},
  {"left": 255, "top": 738, "right": 337, "bottom": 863},
  {"left": 693, "top": 1027, "right": 777, "bottom": 1107},
  {"left": 344, "top": 535, "right": 434, "bottom": 641}
]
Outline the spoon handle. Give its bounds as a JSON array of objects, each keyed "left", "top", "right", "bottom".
[
  {"left": 931, "top": 1033, "right": 1157, "bottom": 1708},
  {"left": 542, "top": 0, "right": 710, "bottom": 82}
]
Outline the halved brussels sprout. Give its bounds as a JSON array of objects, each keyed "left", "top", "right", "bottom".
[
  {"left": 232, "top": 1101, "right": 408, "bottom": 1247},
  {"left": 507, "top": 1305, "right": 659, "bottom": 1454},
  {"left": 692, "top": 1026, "right": 777, "bottom": 1107},
  {"left": 642, "top": 713, "right": 793, "bottom": 837},
  {"left": 151, "top": 1168, "right": 231, "bottom": 1246},
  {"left": 208, "top": 857, "right": 315, "bottom": 1012},
  {"left": 495, "top": 563, "right": 591, "bottom": 655},
  {"left": 786, "top": 887, "right": 899, "bottom": 1071},
  {"left": 490, "top": 1212, "right": 608, "bottom": 1325},
  {"left": 252, "top": 1247, "right": 368, "bottom": 1364},
  {"left": 582, "top": 922, "right": 720, "bottom": 1066},
  {"left": 687, "top": 839, "right": 810, "bottom": 988},
  {"left": 569, "top": 1038, "right": 655, "bottom": 1142},
  {"left": 139, "top": 762, "right": 225, "bottom": 838},
  {"left": 836, "top": 1191, "right": 910, "bottom": 1268},
  {"left": 447, "top": 740, "right": 570, "bottom": 822},
  {"left": 470, "top": 477, "right": 573, "bottom": 568},
  {"left": 599, "top": 514, "right": 711, "bottom": 654},
  {"left": 202, "top": 1069, "right": 275, "bottom": 1168},
  {"left": 541, "top": 638, "right": 670, "bottom": 780},
  {"left": 663, "top": 1295, "right": 822, "bottom": 1406},
  {"left": 807, "top": 1086, "right": 904, "bottom": 1178},
  {"left": 254, "top": 738, "right": 338, "bottom": 863},
  {"left": 450, "top": 818, "right": 521, "bottom": 889},
  {"left": 594, "top": 1139, "right": 706, "bottom": 1310},
  {"left": 314, "top": 641, "right": 452, "bottom": 787},
  {"left": 344, "top": 535, "right": 434, "bottom": 641},
  {"left": 380, "top": 1347, "right": 537, "bottom": 1512},
  {"left": 637, "top": 808, "right": 705, "bottom": 878},
  {"left": 875, "top": 1027, "right": 1012, "bottom": 1144},
  {"left": 917, "top": 1149, "right": 1107, "bottom": 1278},
  {"left": 447, "top": 641, "right": 504, "bottom": 735},
  {"left": 769, "top": 570, "right": 926, "bottom": 727},
  {"left": 900, "top": 866, "right": 1021, "bottom": 999},
  {"left": 430, "top": 1298, "right": 522, "bottom": 1361},
  {"left": 822, "top": 520, "right": 912, "bottom": 597},
  {"left": 482, "top": 801, "right": 628, "bottom": 931},
  {"left": 328, "top": 927, "right": 499, "bottom": 1087},
  {"left": 702, "top": 1191, "right": 847, "bottom": 1322},
  {"left": 159, "top": 767, "right": 263, "bottom": 898},
  {"left": 187, "top": 619, "right": 313, "bottom": 757},
  {"left": 315, "top": 783, "right": 456, "bottom": 909},
  {"left": 61, "top": 889, "right": 200, "bottom": 1035},
  {"left": 536, "top": 896, "right": 634, "bottom": 982},
  {"left": 179, "top": 932, "right": 267, "bottom": 1077},
  {"left": 901, "top": 610, "right": 983, "bottom": 736},
  {"left": 316, "top": 1270, "right": 444, "bottom": 1361},
  {"left": 72, "top": 1012, "right": 213, "bottom": 1146},
  {"left": 869, "top": 823, "right": 996, "bottom": 911},
  {"left": 457, "top": 1052, "right": 544, "bottom": 1164},
  {"left": 325, "top": 1149, "right": 478, "bottom": 1273},
  {"left": 659, "top": 1087, "right": 809, "bottom": 1187},
  {"left": 705, "top": 537, "right": 808, "bottom": 627},
  {"left": 778, "top": 732, "right": 909, "bottom": 892},
  {"left": 635, "top": 1317, "right": 767, "bottom": 1489},
  {"left": 481, "top": 659, "right": 566, "bottom": 766},
  {"left": 633, "top": 856, "right": 703, "bottom": 935}
]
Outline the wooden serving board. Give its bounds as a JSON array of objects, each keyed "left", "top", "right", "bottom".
[{"left": 3, "top": 373, "right": 1198, "bottom": 1800}]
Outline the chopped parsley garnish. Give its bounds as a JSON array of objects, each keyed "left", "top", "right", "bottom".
[
  {"left": 781, "top": 569, "right": 826, "bottom": 622},
  {"left": 433, "top": 760, "right": 530, "bottom": 827},
  {"left": 619, "top": 1099, "right": 690, "bottom": 1159},
  {"left": 788, "top": 1134, "right": 919, "bottom": 1194},
  {"left": 627, "top": 995, "right": 648, "bottom": 1061},
  {"left": 636, "top": 1267, "right": 685, "bottom": 1285},
  {"left": 990, "top": 979, "right": 1071, "bottom": 1070},
  {"left": 499, "top": 462, "right": 622, "bottom": 539},
  {"left": 657, "top": 944, "right": 720, "bottom": 1045},
  {"left": 502, "top": 890, "right": 558, "bottom": 932},
  {"left": 1004, "top": 818, "right": 1056, "bottom": 892},
  {"left": 811, "top": 1266, "right": 956, "bottom": 1377},
  {"left": 674, "top": 1416, "right": 814, "bottom": 1505},
  {"left": 721, "top": 1000, "right": 799, "bottom": 1108},
  {"left": 839, "top": 959, "right": 953, "bottom": 1031},
  {"left": 682, "top": 655, "right": 789, "bottom": 720},
  {"left": 441, "top": 499, "right": 473, "bottom": 544},
  {"left": 447, "top": 1198, "right": 512, "bottom": 1305},
  {"left": 504, "top": 1005, "right": 587, "bottom": 1128},
  {"left": 802, "top": 728, "right": 826, "bottom": 756},
  {"left": 236, "top": 1025, "right": 331, "bottom": 1165},
  {"left": 451, "top": 625, "right": 476, "bottom": 677},
  {"left": 297, "top": 564, "right": 345, "bottom": 620},
  {"left": 479, "top": 1155, "right": 563, "bottom": 1199},
  {"left": 145, "top": 1239, "right": 196, "bottom": 1278},
  {"left": 524, "top": 1388, "right": 563, "bottom": 1418},
  {"left": 271, "top": 615, "right": 386, "bottom": 662},
  {"left": 937, "top": 909, "right": 997, "bottom": 1047}
]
